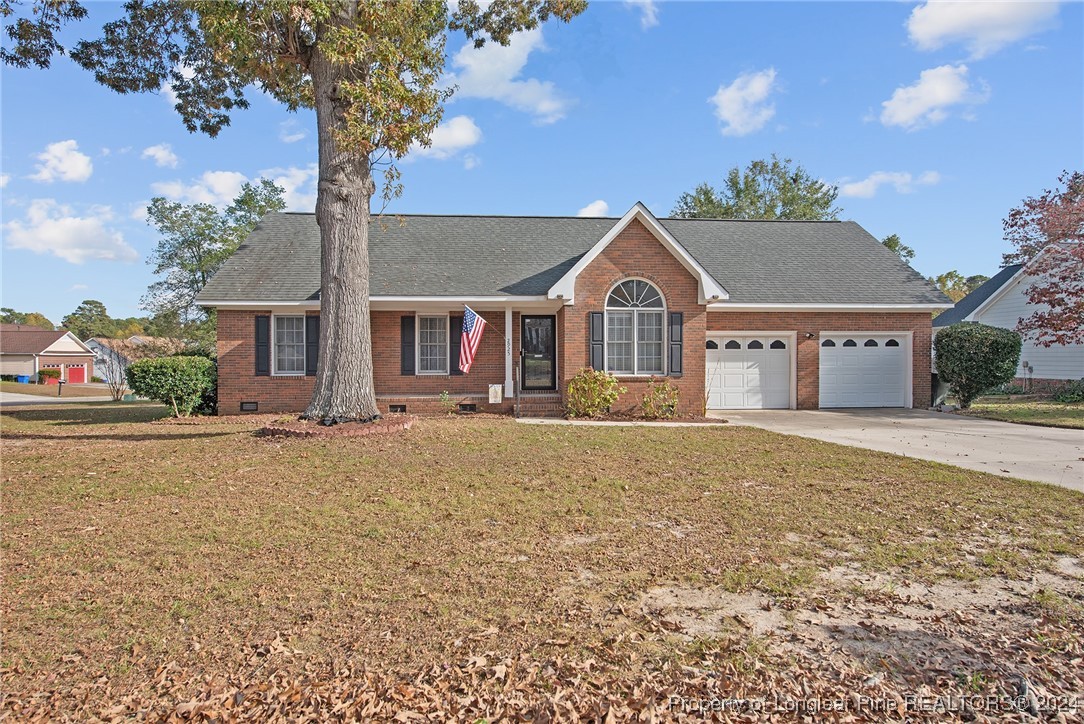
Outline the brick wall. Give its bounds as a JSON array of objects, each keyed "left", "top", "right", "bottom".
[
  {"left": 217, "top": 309, "right": 518, "bottom": 415},
  {"left": 706, "top": 311, "right": 933, "bottom": 409},
  {"left": 560, "top": 218, "right": 707, "bottom": 416}
]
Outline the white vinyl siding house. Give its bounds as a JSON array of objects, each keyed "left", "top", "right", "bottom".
[
  {"left": 971, "top": 272, "right": 1084, "bottom": 381},
  {"left": 934, "top": 265, "right": 1084, "bottom": 382}
]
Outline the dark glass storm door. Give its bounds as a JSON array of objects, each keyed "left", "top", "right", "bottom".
[{"left": 521, "top": 315, "right": 556, "bottom": 390}]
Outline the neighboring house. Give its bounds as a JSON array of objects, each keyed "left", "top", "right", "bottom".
[
  {"left": 933, "top": 264, "right": 1084, "bottom": 385},
  {"left": 0, "top": 324, "right": 96, "bottom": 382},
  {"left": 196, "top": 203, "right": 951, "bottom": 416},
  {"left": 86, "top": 336, "right": 187, "bottom": 383}
]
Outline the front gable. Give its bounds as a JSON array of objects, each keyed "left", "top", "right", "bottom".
[
  {"left": 42, "top": 332, "right": 94, "bottom": 355},
  {"left": 547, "top": 203, "right": 728, "bottom": 305}
]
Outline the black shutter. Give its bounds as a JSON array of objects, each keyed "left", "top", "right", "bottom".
[
  {"left": 449, "top": 315, "right": 463, "bottom": 375},
  {"left": 589, "top": 312, "right": 604, "bottom": 371},
  {"left": 305, "top": 315, "right": 320, "bottom": 376},
  {"left": 668, "top": 312, "right": 683, "bottom": 377},
  {"left": 255, "top": 315, "right": 271, "bottom": 376},
  {"left": 400, "top": 316, "right": 415, "bottom": 375}
]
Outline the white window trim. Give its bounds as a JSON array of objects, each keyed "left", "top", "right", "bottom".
[
  {"left": 271, "top": 314, "right": 306, "bottom": 377},
  {"left": 416, "top": 313, "right": 451, "bottom": 375},
  {"left": 604, "top": 279, "right": 667, "bottom": 377}
]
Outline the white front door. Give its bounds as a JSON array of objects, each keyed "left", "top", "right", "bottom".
[
  {"left": 819, "top": 334, "right": 909, "bottom": 408},
  {"left": 706, "top": 335, "right": 791, "bottom": 409}
]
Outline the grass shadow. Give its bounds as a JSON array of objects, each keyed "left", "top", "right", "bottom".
[{"left": 1, "top": 403, "right": 166, "bottom": 427}]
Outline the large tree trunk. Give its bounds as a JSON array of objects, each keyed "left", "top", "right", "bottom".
[{"left": 303, "top": 45, "right": 381, "bottom": 424}]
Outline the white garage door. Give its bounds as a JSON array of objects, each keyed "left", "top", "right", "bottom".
[
  {"left": 819, "top": 334, "right": 908, "bottom": 408},
  {"left": 706, "top": 335, "right": 791, "bottom": 409}
]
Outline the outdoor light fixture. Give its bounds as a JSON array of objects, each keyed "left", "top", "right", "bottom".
[{"left": 805, "top": 332, "right": 816, "bottom": 339}]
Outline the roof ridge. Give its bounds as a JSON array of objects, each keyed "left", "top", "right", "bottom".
[{"left": 277, "top": 211, "right": 843, "bottom": 223}]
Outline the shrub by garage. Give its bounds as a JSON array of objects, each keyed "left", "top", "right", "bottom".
[
  {"left": 935, "top": 322, "right": 1022, "bottom": 409},
  {"left": 126, "top": 356, "right": 216, "bottom": 418}
]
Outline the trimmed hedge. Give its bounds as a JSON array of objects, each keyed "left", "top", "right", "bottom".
[
  {"left": 126, "top": 356, "right": 216, "bottom": 417},
  {"left": 38, "top": 369, "right": 61, "bottom": 381},
  {"left": 934, "top": 322, "right": 1022, "bottom": 409}
]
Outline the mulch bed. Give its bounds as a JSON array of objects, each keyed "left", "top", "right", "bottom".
[
  {"left": 260, "top": 415, "right": 416, "bottom": 438},
  {"left": 151, "top": 414, "right": 292, "bottom": 426}
]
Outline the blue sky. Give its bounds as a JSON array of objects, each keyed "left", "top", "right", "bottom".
[{"left": 2, "top": 1, "right": 1081, "bottom": 325}]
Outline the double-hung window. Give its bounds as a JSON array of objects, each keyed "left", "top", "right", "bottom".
[
  {"left": 417, "top": 315, "right": 449, "bottom": 374},
  {"left": 274, "top": 316, "right": 305, "bottom": 374},
  {"left": 605, "top": 279, "right": 665, "bottom": 375}
]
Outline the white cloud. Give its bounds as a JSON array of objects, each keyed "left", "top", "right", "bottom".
[
  {"left": 30, "top": 140, "right": 93, "bottom": 183},
  {"left": 279, "top": 119, "right": 307, "bottom": 144},
  {"left": 160, "top": 65, "right": 195, "bottom": 107},
  {"left": 0, "top": 173, "right": 9, "bottom": 189},
  {"left": 141, "top": 143, "right": 179, "bottom": 168},
  {"left": 151, "top": 170, "right": 249, "bottom": 206},
  {"left": 70, "top": 283, "right": 89, "bottom": 291},
  {"left": 409, "top": 115, "right": 483, "bottom": 160},
  {"left": 907, "top": 1, "right": 1060, "bottom": 59},
  {"left": 838, "top": 170, "right": 941, "bottom": 198},
  {"left": 709, "top": 68, "right": 778, "bottom": 137},
  {"left": 448, "top": 28, "right": 570, "bottom": 124},
  {"left": 879, "top": 64, "right": 989, "bottom": 131},
  {"left": 257, "top": 164, "right": 319, "bottom": 212},
  {"left": 152, "top": 167, "right": 317, "bottom": 212},
  {"left": 576, "top": 200, "right": 610, "bottom": 217},
  {"left": 626, "top": 0, "right": 659, "bottom": 29},
  {"left": 3, "top": 199, "right": 138, "bottom": 264},
  {"left": 463, "top": 154, "right": 480, "bottom": 171}
]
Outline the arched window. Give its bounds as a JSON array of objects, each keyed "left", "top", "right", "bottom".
[
  {"left": 843, "top": 339, "right": 857, "bottom": 347},
  {"left": 605, "top": 279, "right": 665, "bottom": 374},
  {"left": 864, "top": 339, "right": 878, "bottom": 347},
  {"left": 770, "top": 340, "right": 786, "bottom": 349},
  {"left": 748, "top": 340, "right": 764, "bottom": 350},
  {"left": 885, "top": 339, "right": 900, "bottom": 347},
  {"left": 706, "top": 340, "right": 719, "bottom": 350},
  {"left": 821, "top": 339, "right": 836, "bottom": 347},
  {"left": 724, "top": 340, "right": 741, "bottom": 350}
]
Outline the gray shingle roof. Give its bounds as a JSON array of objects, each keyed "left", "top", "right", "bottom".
[
  {"left": 932, "top": 264, "right": 1023, "bottom": 327},
  {"left": 196, "top": 212, "right": 949, "bottom": 306}
]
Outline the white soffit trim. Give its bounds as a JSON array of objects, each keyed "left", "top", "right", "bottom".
[
  {"left": 707, "top": 303, "right": 952, "bottom": 312},
  {"left": 547, "top": 202, "right": 729, "bottom": 304},
  {"left": 199, "top": 295, "right": 550, "bottom": 307}
]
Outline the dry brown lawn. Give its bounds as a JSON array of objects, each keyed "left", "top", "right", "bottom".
[
  {"left": 0, "top": 381, "right": 111, "bottom": 398},
  {"left": 2, "top": 404, "right": 1082, "bottom": 720}
]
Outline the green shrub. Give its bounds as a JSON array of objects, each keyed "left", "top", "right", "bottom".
[
  {"left": 126, "top": 356, "right": 216, "bottom": 417},
  {"left": 91, "top": 375, "right": 104, "bottom": 383},
  {"left": 38, "top": 369, "right": 61, "bottom": 382},
  {"left": 1053, "top": 379, "right": 1084, "bottom": 404},
  {"left": 641, "top": 377, "right": 679, "bottom": 419},
  {"left": 934, "top": 323, "right": 1022, "bottom": 409},
  {"left": 566, "top": 368, "right": 626, "bottom": 418},
  {"left": 0, "top": 374, "right": 16, "bottom": 382}
]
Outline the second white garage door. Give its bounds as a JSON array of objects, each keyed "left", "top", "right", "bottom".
[
  {"left": 819, "top": 334, "right": 909, "bottom": 408},
  {"left": 706, "top": 335, "right": 792, "bottom": 409}
]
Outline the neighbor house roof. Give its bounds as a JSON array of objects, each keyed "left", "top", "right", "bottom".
[
  {"left": 0, "top": 328, "right": 70, "bottom": 354},
  {"left": 932, "top": 264, "right": 1024, "bottom": 328},
  {"left": 196, "top": 210, "right": 950, "bottom": 307},
  {"left": 88, "top": 336, "right": 187, "bottom": 361}
]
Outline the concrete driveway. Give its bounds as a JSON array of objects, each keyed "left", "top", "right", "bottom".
[{"left": 711, "top": 409, "right": 1083, "bottom": 492}]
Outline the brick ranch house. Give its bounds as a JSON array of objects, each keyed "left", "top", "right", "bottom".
[{"left": 196, "top": 203, "right": 951, "bottom": 416}]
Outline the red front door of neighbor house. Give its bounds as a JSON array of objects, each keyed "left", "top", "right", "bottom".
[{"left": 66, "top": 364, "right": 86, "bottom": 383}]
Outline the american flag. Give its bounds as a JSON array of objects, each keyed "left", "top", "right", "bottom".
[{"left": 459, "top": 306, "right": 488, "bottom": 373}]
